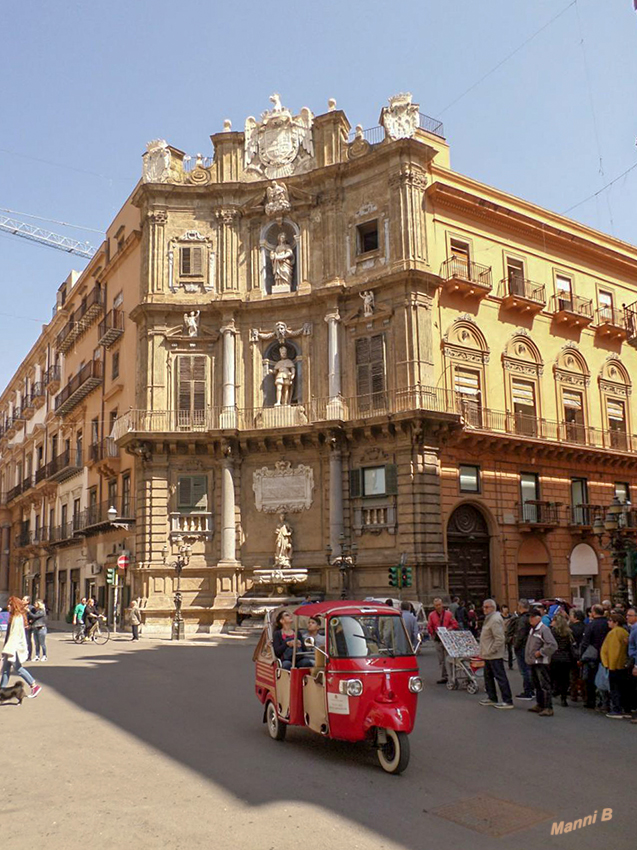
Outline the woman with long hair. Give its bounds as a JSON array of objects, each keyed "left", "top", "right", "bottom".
[
  {"left": 1, "top": 596, "right": 42, "bottom": 698},
  {"left": 550, "top": 611, "right": 574, "bottom": 707}
]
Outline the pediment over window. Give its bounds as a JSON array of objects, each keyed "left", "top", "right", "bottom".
[{"left": 442, "top": 317, "right": 489, "bottom": 364}]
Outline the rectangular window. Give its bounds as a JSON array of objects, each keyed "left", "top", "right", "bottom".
[
  {"left": 563, "top": 390, "right": 585, "bottom": 443},
  {"left": 61, "top": 503, "right": 68, "bottom": 535},
  {"left": 107, "top": 479, "right": 117, "bottom": 509},
  {"left": 180, "top": 246, "right": 203, "bottom": 276},
  {"left": 76, "top": 430, "right": 83, "bottom": 464},
  {"left": 512, "top": 379, "right": 537, "bottom": 436},
  {"left": 177, "top": 355, "right": 207, "bottom": 428},
  {"left": 556, "top": 274, "right": 573, "bottom": 309},
  {"left": 454, "top": 367, "right": 482, "bottom": 427},
  {"left": 459, "top": 464, "right": 480, "bottom": 493},
  {"left": 506, "top": 257, "right": 525, "bottom": 294},
  {"left": 48, "top": 507, "right": 54, "bottom": 535},
  {"left": 109, "top": 409, "right": 118, "bottom": 436},
  {"left": 91, "top": 417, "right": 99, "bottom": 445},
  {"left": 571, "top": 478, "right": 588, "bottom": 525},
  {"left": 112, "top": 350, "right": 120, "bottom": 380},
  {"left": 113, "top": 290, "right": 123, "bottom": 309},
  {"left": 356, "top": 221, "right": 379, "bottom": 255},
  {"left": 88, "top": 486, "right": 98, "bottom": 524},
  {"left": 599, "top": 289, "right": 613, "bottom": 321},
  {"left": 122, "top": 473, "right": 131, "bottom": 516},
  {"left": 615, "top": 482, "right": 630, "bottom": 504},
  {"left": 355, "top": 335, "right": 386, "bottom": 410},
  {"left": 177, "top": 475, "right": 208, "bottom": 511},
  {"left": 73, "top": 498, "right": 81, "bottom": 531},
  {"left": 350, "top": 464, "right": 397, "bottom": 498},
  {"left": 450, "top": 238, "right": 470, "bottom": 262},
  {"left": 520, "top": 472, "right": 540, "bottom": 523},
  {"left": 607, "top": 398, "right": 627, "bottom": 449}
]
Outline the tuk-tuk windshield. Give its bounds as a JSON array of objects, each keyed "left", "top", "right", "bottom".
[{"left": 328, "top": 615, "right": 413, "bottom": 658}]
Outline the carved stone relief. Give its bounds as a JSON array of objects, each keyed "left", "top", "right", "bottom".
[
  {"left": 253, "top": 461, "right": 315, "bottom": 513},
  {"left": 381, "top": 93, "right": 419, "bottom": 140},
  {"left": 244, "top": 94, "right": 314, "bottom": 180},
  {"left": 142, "top": 140, "right": 171, "bottom": 183}
]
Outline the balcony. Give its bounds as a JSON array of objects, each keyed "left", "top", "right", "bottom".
[
  {"left": 593, "top": 307, "right": 628, "bottom": 340},
  {"left": 550, "top": 294, "right": 593, "bottom": 328},
  {"left": 517, "top": 501, "right": 561, "bottom": 530},
  {"left": 55, "top": 360, "right": 103, "bottom": 416},
  {"left": 56, "top": 284, "right": 105, "bottom": 353},
  {"left": 169, "top": 512, "right": 212, "bottom": 540},
  {"left": 88, "top": 437, "right": 120, "bottom": 475},
  {"left": 22, "top": 396, "right": 35, "bottom": 419},
  {"left": 498, "top": 277, "right": 546, "bottom": 313},
  {"left": 40, "top": 448, "right": 83, "bottom": 483},
  {"left": 6, "top": 482, "right": 24, "bottom": 503},
  {"left": 440, "top": 257, "right": 493, "bottom": 298},
  {"left": 44, "top": 365, "right": 61, "bottom": 393},
  {"left": 49, "top": 521, "right": 83, "bottom": 546},
  {"left": 97, "top": 308, "right": 125, "bottom": 348},
  {"left": 568, "top": 504, "right": 602, "bottom": 529},
  {"left": 30, "top": 382, "right": 45, "bottom": 409},
  {"left": 78, "top": 498, "right": 135, "bottom": 535}
]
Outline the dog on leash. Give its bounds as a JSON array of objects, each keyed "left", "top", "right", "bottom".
[{"left": 0, "top": 682, "right": 26, "bottom": 705}]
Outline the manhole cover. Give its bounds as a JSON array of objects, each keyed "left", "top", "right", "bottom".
[{"left": 432, "top": 794, "right": 552, "bottom": 838}]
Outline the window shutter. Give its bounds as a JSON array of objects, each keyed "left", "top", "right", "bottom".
[
  {"left": 193, "top": 356, "right": 206, "bottom": 412},
  {"left": 180, "top": 247, "right": 191, "bottom": 275},
  {"left": 178, "top": 477, "right": 192, "bottom": 508},
  {"left": 191, "top": 476, "right": 208, "bottom": 509},
  {"left": 178, "top": 356, "right": 192, "bottom": 412},
  {"left": 607, "top": 399, "right": 625, "bottom": 422},
  {"left": 512, "top": 379, "right": 535, "bottom": 407},
  {"left": 455, "top": 368, "right": 481, "bottom": 396},
  {"left": 563, "top": 391, "right": 583, "bottom": 410},
  {"left": 349, "top": 468, "right": 362, "bottom": 498},
  {"left": 191, "top": 247, "right": 203, "bottom": 275},
  {"left": 385, "top": 463, "right": 398, "bottom": 495},
  {"left": 370, "top": 334, "right": 386, "bottom": 395}
]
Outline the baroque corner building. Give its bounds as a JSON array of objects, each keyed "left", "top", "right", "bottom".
[{"left": 3, "top": 92, "right": 637, "bottom": 632}]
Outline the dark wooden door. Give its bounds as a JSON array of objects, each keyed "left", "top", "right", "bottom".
[{"left": 447, "top": 504, "right": 491, "bottom": 604}]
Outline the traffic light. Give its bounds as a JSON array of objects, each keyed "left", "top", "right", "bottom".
[
  {"left": 388, "top": 566, "right": 399, "bottom": 587},
  {"left": 401, "top": 565, "right": 413, "bottom": 588},
  {"left": 106, "top": 567, "right": 116, "bottom": 586}
]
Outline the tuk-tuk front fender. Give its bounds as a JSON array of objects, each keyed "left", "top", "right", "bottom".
[{"left": 364, "top": 704, "right": 413, "bottom": 734}]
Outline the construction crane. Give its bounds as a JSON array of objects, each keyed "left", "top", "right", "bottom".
[{"left": 0, "top": 213, "right": 96, "bottom": 258}]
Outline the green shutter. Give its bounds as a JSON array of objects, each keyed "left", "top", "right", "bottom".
[
  {"left": 177, "top": 477, "right": 192, "bottom": 508},
  {"left": 385, "top": 463, "right": 398, "bottom": 495},
  {"left": 180, "top": 247, "right": 191, "bottom": 275},
  {"left": 191, "top": 476, "right": 208, "bottom": 509},
  {"left": 349, "top": 468, "right": 362, "bottom": 498}
]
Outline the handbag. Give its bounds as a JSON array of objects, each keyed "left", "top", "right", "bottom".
[
  {"left": 594, "top": 664, "right": 610, "bottom": 692},
  {"left": 581, "top": 644, "right": 598, "bottom": 663}
]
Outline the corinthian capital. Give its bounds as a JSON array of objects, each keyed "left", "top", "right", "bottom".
[{"left": 215, "top": 207, "right": 241, "bottom": 225}]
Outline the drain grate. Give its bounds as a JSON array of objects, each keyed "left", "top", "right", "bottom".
[{"left": 432, "top": 794, "right": 553, "bottom": 838}]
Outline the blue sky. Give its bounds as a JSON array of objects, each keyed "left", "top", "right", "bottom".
[{"left": 1, "top": 0, "right": 636, "bottom": 387}]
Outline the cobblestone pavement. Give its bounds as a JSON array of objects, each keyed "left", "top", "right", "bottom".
[{"left": 1, "top": 633, "right": 632, "bottom": 850}]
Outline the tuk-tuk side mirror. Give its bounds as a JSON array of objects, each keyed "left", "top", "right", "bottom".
[{"left": 304, "top": 636, "right": 328, "bottom": 659}]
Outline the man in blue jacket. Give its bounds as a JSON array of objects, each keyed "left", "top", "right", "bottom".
[
  {"left": 627, "top": 607, "right": 637, "bottom": 724},
  {"left": 580, "top": 604, "right": 610, "bottom": 709}
]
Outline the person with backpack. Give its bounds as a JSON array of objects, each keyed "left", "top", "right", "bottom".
[
  {"left": 579, "top": 604, "right": 610, "bottom": 710},
  {"left": 511, "top": 599, "right": 534, "bottom": 700},
  {"left": 549, "top": 612, "right": 574, "bottom": 707},
  {"left": 525, "top": 607, "right": 558, "bottom": 716}
]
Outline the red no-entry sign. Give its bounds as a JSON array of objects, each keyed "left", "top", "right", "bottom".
[{"left": 117, "top": 554, "right": 130, "bottom": 570}]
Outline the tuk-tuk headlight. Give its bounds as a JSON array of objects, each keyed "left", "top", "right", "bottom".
[
  {"left": 339, "top": 679, "right": 363, "bottom": 697},
  {"left": 408, "top": 676, "right": 423, "bottom": 693}
]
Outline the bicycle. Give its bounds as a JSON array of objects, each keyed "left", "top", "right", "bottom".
[{"left": 73, "top": 615, "right": 110, "bottom": 645}]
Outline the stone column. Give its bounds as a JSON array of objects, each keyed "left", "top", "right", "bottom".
[
  {"left": 219, "top": 444, "right": 237, "bottom": 564},
  {"left": 329, "top": 436, "right": 344, "bottom": 558},
  {"left": 220, "top": 319, "right": 237, "bottom": 428},
  {"left": 325, "top": 308, "right": 343, "bottom": 419},
  {"left": 0, "top": 522, "right": 10, "bottom": 605}
]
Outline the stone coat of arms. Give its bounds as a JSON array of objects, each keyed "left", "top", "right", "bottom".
[
  {"left": 244, "top": 94, "right": 314, "bottom": 180},
  {"left": 381, "top": 93, "right": 419, "bottom": 141},
  {"left": 142, "top": 139, "right": 171, "bottom": 183}
]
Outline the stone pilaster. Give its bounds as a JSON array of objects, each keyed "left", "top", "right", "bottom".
[
  {"left": 328, "top": 435, "right": 344, "bottom": 557},
  {"left": 219, "top": 442, "right": 238, "bottom": 565},
  {"left": 146, "top": 210, "right": 168, "bottom": 294},
  {"left": 215, "top": 208, "right": 241, "bottom": 292},
  {"left": 220, "top": 319, "right": 237, "bottom": 429},
  {"left": 389, "top": 165, "right": 427, "bottom": 267}
]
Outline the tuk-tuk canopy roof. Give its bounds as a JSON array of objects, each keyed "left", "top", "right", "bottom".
[{"left": 292, "top": 600, "right": 400, "bottom": 618}]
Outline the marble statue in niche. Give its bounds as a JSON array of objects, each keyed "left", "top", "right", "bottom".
[
  {"left": 274, "top": 512, "right": 293, "bottom": 567},
  {"left": 261, "top": 220, "right": 298, "bottom": 294},
  {"left": 272, "top": 344, "right": 296, "bottom": 406},
  {"left": 270, "top": 233, "right": 295, "bottom": 293}
]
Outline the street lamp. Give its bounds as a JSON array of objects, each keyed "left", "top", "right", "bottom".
[
  {"left": 171, "top": 541, "right": 192, "bottom": 640},
  {"left": 594, "top": 498, "right": 636, "bottom": 607},
  {"left": 326, "top": 535, "right": 358, "bottom": 600}
]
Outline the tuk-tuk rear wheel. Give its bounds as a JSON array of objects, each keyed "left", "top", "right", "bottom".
[
  {"left": 377, "top": 729, "right": 410, "bottom": 774},
  {"left": 266, "top": 701, "right": 287, "bottom": 741}
]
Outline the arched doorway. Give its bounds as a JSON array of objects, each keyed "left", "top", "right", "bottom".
[{"left": 447, "top": 504, "right": 491, "bottom": 604}]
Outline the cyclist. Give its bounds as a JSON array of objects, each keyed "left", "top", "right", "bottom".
[{"left": 82, "top": 598, "right": 100, "bottom": 639}]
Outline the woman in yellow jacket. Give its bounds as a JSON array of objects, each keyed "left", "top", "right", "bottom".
[{"left": 601, "top": 612, "right": 630, "bottom": 718}]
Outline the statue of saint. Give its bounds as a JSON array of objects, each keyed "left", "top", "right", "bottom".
[
  {"left": 270, "top": 232, "right": 295, "bottom": 291},
  {"left": 184, "top": 310, "right": 200, "bottom": 337},
  {"left": 272, "top": 345, "right": 295, "bottom": 406},
  {"left": 274, "top": 513, "right": 293, "bottom": 567},
  {"left": 360, "top": 290, "right": 375, "bottom": 317}
]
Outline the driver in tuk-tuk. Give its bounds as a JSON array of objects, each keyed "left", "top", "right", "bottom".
[{"left": 273, "top": 610, "right": 314, "bottom": 669}]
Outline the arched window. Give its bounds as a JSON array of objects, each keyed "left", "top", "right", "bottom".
[
  {"left": 554, "top": 345, "right": 590, "bottom": 444},
  {"left": 502, "top": 333, "right": 543, "bottom": 437},
  {"left": 443, "top": 317, "right": 489, "bottom": 427},
  {"left": 599, "top": 356, "right": 631, "bottom": 450}
]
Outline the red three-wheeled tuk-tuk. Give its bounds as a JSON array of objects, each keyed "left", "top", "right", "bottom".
[{"left": 253, "top": 600, "right": 423, "bottom": 774}]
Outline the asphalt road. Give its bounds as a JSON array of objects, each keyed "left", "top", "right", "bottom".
[{"left": 1, "top": 632, "right": 633, "bottom": 850}]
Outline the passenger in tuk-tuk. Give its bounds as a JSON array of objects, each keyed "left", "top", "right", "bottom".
[
  {"left": 304, "top": 616, "right": 325, "bottom": 649},
  {"left": 273, "top": 611, "right": 314, "bottom": 669}
]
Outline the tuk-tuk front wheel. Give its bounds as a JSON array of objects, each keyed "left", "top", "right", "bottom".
[
  {"left": 266, "top": 701, "right": 287, "bottom": 741},
  {"left": 376, "top": 729, "right": 410, "bottom": 774}
]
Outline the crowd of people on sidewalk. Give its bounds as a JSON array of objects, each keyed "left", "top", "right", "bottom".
[{"left": 426, "top": 596, "right": 637, "bottom": 721}]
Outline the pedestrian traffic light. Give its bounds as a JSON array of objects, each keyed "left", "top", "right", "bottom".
[
  {"left": 106, "top": 567, "right": 116, "bottom": 586},
  {"left": 401, "top": 565, "right": 413, "bottom": 588},
  {"left": 388, "top": 566, "right": 399, "bottom": 587}
]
